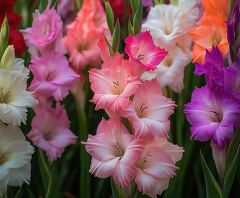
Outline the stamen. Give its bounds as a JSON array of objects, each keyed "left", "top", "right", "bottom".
[
  {"left": 137, "top": 53, "right": 144, "bottom": 61},
  {"left": 112, "top": 142, "right": 123, "bottom": 157}
]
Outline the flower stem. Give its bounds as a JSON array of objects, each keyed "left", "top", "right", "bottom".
[{"left": 78, "top": 105, "right": 91, "bottom": 198}]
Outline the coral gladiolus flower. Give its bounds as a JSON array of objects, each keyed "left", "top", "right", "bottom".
[
  {"left": 83, "top": 119, "right": 144, "bottom": 187},
  {"left": 135, "top": 137, "right": 183, "bottom": 198},
  {"left": 63, "top": 0, "right": 109, "bottom": 69},
  {"left": 122, "top": 80, "right": 175, "bottom": 137},
  {"left": 29, "top": 53, "right": 79, "bottom": 101},
  {"left": 89, "top": 54, "right": 142, "bottom": 113},
  {"left": 124, "top": 31, "right": 168, "bottom": 71},
  {"left": 184, "top": 86, "right": 240, "bottom": 148},
  {"left": 189, "top": 17, "right": 229, "bottom": 64},
  {"left": 28, "top": 104, "right": 77, "bottom": 162}
]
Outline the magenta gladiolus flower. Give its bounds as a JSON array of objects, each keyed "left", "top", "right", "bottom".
[
  {"left": 83, "top": 119, "right": 144, "bottom": 187},
  {"left": 184, "top": 86, "right": 240, "bottom": 148},
  {"left": 124, "top": 31, "right": 168, "bottom": 71},
  {"left": 89, "top": 54, "right": 142, "bottom": 113},
  {"left": 29, "top": 53, "right": 79, "bottom": 101},
  {"left": 122, "top": 80, "right": 175, "bottom": 137},
  {"left": 22, "top": 7, "right": 63, "bottom": 55},
  {"left": 28, "top": 104, "right": 77, "bottom": 162}
]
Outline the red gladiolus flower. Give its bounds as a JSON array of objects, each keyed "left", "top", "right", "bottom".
[{"left": 0, "top": 0, "right": 26, "bottom": 55}]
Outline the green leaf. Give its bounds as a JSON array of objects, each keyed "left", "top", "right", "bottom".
[
  {"left": 133, "top": 0, "right": 143, "bottom": 34},
  {"left": 223, "top": 145, "right": 240, "bottom": 198},
  {"left": 38, "top": 150, "right": 60, "bottom": 198},
  {"left": 103, "top": 34, "right": 114, "bottom": 55},
  {"left": 130, "top": 0, "right": 138, "bottom": 13},
  {"left": 128, "top": 19, "right": 135, "bottom": 35},
  {"left": 225, "top": 130, "right": 240, "bottom": 169},
  {"left": 105, "top": 1, "right": 115, "bottom": 35},
  {"left": 200, "top": 151, "right": 223, "bottom": 198},
  {"left": 0, "top": 17, "right": 9, "bottom": 59},
  {"left": 112, "top": 19, "right": 120, "bottom": 53},
  {"left": 39, "top": 0, "right": 48, "bottom": 13},
  {"left": 50, "top": 0, "right": 58, "bottom": 8}
]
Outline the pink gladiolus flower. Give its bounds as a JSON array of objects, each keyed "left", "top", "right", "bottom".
[
  {"left": 125, "top": 31, "right": 168, "bottom": 71},
  {"left": 22, "top": 7, "right": 63, "bottom": 55},
  {"left": 135, "top": 137, "right": 183, "bottom": 197},
  {"left": 28, "top": 104, "right": 77, "bottom": 162},
  {"left": 122, "top": 80, "right": 175, "bottom": 137},
  {"left": 83, "top": 119, "right": 144, "bottom": 187},
  {"left": 89, "top": 54, "right": 142, "bottom": 113},
  {"left": 62, "top": 0, "right": 109, "bottom": 69},
  {"left": 29, "top": 53, "right": 79, "bottom": 101}
]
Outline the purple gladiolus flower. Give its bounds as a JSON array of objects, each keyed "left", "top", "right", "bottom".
[
  {"left": 195, "top": 46, "right": 235, "bottom": 91},
  {"left": 227, "top": 0, "right": 240, "bottom": 60},
  {"left": 184, "top": 85, "right": 240, "bottom": 149},
  {"left": 195, "top": 46, "right": 240, "bottom": 101}
]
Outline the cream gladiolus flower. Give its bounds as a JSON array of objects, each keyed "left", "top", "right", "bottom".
[
  {"left": 0, "top": 71, "right": 37, "bottom": 125},
  {"left": 142, "top": 1, "right": 199, "bottom": 50},
  {"left": 141, "top": 46, "right": 191, "bottom": 93},
  {"left": 0, "top": 125, "right": 34, "bottom": 196},
  {"left": 0, "top": 45, "right": 29, "bottom": 77}
]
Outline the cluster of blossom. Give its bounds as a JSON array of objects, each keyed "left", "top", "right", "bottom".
[
  {"left": 0, "top": 19, "right": 36, "bottom": 195},
  {"left": 63, "top": 0, "right": 110, "bottom": 71},
  {"left": 189, "top": 0, "right": 229, "bottom": 64},
  {"left": 83, "top": 31, "right": 183, "bottom": 198},
  {"left": 185, "top": 0, "right": 240, "bottom": 177},
  {"left": 0, "top": 0, "right": 26, "bottom": 54},
  {"left": 141, "top": 0, "right": 199, "bottom": 93},
  {"left": 22, "top": 6, "right": 79, "bottom": 162}
]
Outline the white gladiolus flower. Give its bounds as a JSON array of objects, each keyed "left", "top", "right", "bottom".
[
  {"left": 0, "top": 70, "right": 38, "bottom": 125},
  {"left": 0, "top": 45, "right": 29, "bottom": 77},
  {"left": 142, "top": 2, "right": 199, "bottom": 50},
  {"left": 141, "top": 46, "right": 191, "bottom": 93},
  {"left": 0, "top": 125, "right": 34, "bottom": 196}
]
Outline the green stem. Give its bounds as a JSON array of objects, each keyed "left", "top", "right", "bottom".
[
  {"left": 78, "top": 106, "right": 91, "bottom": 198},
  {"left": 38, "top": 150, "right": 55, "bottom": 198}
]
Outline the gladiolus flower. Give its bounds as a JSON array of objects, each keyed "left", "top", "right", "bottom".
[
  {"left": 0, "top": 71, "right": 37, "bottom": 126},
  {"left": 184, "top": 86, "right": 240, "bottom": 148},
  {"left": 200, "top": 0, "right": 230, "bottom": 17},
  {"left": 29, "top": 53, "right": 79, "bottom": 101},
  {"left": 22, "top": 8, "right": 63, "bottom": 55},
  {"left": 89, "top": 54, "right": 142, "bottom": 113},
  {"left": 135, "top": 137, "right": 183, "bottom": 198},
  {"left": 122, "top": 80, "right": 175, "bottom": 137},
  {"left": 124, "top": 31, "right": 168, "bottom": 71},
  {"left": 0, "top": 125, "right": 34, "bottom": 196},
  {"left": 141, "top": 46, "right": 191, "bottom": 93},
  {"left": 142, "top": 2, "right": 199, "bottom": 49},
  {"left": 189, "top": 17, "right": 229, "bottom": 64},
  {"left": 0, "top": 45, "right": 29, "bottom": 77},
  {"left": 28, "top": 104, "right": 77, "bottom": 162},
  {"left": 63, "top": 0, "right": 109, "bottom": 69},
  {"left": 83, "top": 119, "right": 144, "bottom": 187}
]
